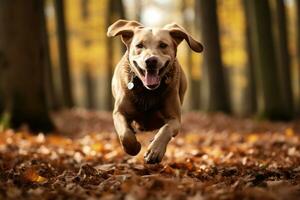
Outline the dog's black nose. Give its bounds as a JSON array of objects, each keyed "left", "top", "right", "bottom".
[{"left": 145, "top": 57, "right": 158, "bottom": 69}]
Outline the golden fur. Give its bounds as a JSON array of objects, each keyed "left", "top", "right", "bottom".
[{"left": 107, "top": 20, "right": 203, "bottom": 163}]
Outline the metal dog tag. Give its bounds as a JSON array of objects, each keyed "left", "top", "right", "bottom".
[{"left": 127, "top": 82, "right": 134, "bottom": 90}]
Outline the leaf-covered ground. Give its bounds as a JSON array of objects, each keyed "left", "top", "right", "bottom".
[{"left": 1, "top": 110, "right": 300, "bottom": 200}]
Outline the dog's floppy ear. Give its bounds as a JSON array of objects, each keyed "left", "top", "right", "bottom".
[
  {"left": 107, "top": 19, "right": 144, "bottom": 46},
  {"left": 164, "top": 23, "right": 203, "bottom": 53}
]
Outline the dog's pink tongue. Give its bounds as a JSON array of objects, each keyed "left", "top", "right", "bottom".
[{"left": 144, "top": 71, "right": 160, "bottom": 86}]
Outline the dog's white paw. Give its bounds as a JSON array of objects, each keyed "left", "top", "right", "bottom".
[{"left": 144, "top": 140, "right": 167, "bottom": 164}]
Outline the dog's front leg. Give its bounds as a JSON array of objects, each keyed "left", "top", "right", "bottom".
[
  {"left": 144, "top": 119, "right": 180, "bottom": 164},
  {"left": 113, "top": 111, "right": 141, "bottom": 156}
]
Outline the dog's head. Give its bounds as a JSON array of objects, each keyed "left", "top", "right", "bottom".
[{"left": 107, "top": 19, "right": 203, "bottom": 90}]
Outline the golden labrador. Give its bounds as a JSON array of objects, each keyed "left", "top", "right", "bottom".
[{"left": 107, "top": 19, "right": 203, "bottom": 163}]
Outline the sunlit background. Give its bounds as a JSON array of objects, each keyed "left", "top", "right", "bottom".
[{"left": 44, "top": 0, "right": 299, "bottom": 116}]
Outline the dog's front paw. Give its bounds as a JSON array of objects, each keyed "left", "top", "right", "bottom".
[
  {"left": 144, "top": 140, "right": 167, "bottom": 164},
  {"left": 119, "top": 130, "right": 141, "bottom": 156}
]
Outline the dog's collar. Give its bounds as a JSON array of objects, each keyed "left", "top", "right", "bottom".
[{"left": 127, "top": 70, "right": 137, "bottom": 90}]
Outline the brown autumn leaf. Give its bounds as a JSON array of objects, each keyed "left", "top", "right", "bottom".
[
  {"left": 0, "top": 112, "right": 300, "bottom": 199},
  {"left": 23, "top": 168, "right": 48, "bottom": 183}
]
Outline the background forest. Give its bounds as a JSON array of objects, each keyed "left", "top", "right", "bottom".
[
  {"left": 1, "top": 0, "right": 300, "bottom": 132},
  {"left": 1, "top": 1, "right": 300, "bottom": 199}
]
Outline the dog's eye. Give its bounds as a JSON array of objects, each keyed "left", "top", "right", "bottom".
[
  {"left": 136, "top": 43, "right": 144, "bottom": 49},
  {"left": 159, "top": 43, "right": 168, "bottom": 49}
]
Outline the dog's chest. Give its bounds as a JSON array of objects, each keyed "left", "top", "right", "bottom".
[
  {"left": 129, "top": 81, "right": 168, "bottom": 112},
  {"left": 132, "top": 92, "right": 163, "bottom": 111}
]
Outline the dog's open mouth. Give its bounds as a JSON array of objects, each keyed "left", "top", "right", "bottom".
[
  {"left": 133, "top": 60, "right": 170, "bottom": 90},
  {"left": 133, "top": 61, "right": 158, "bottom": 89},
  {"left": 144, "top": 70, "right": 160, "bottom": 88}
]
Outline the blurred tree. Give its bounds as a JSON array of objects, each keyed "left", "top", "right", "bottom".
[
  {"left": 84, "top": 68, "right": 95, "bottom": 109},
  {"left": 41, "top": 0, "right": 59, "bottom": 110},
  {"left": 80, "top": 0, "right": 89, "bottom": 19},
  {"left": 241, "top": 0, "right": 257, "bottom": 116},
  {"left": 80, "top": 0, "right": 96, "bottom": 109},
  {"left": 197, "top": 0, "right": 230, "bottom": 112},
  {"left": 246, "top": 0, "right": 288, "bottom": 120},
  {"left": 0, "top": 100, "right": 2, "bottom": 116},
  {"left": 182, "top": 0, "right": 200, "bottom": 110},
  {"left": 297, "top": 0, "right": 300, "bottom": 114},
  {"left": 272, "top": 0, "right": 293, "bottom": 118},
  {"left": 103, "top": 0, "right": 125, "bottom": 110},
  {"left": 54, "top": 0, "right": 74, "bottom": 108},
  {"left": 0, "top": 51, "right": 4, "bottom": 114},
  {"left": 0, "top": 72, "right": 3, "bottom": 115},
  {"left": 0, "top": 0, "right": 54, "bottom": 131}
]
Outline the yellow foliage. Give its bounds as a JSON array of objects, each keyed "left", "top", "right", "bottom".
[
  {"left": 91, "top": 143, "right": 104, "bottom": 152},
  {"left": 246, "top": 134, "right": 259, "bottom": 143},
  {"left": 218, "top": 0, "right": 247, "bottom": 68},
  {"left": 285, "top": 128, "right": 295, "bottom": 137},
  {"left": 46, "top": 0, "right": 108, "bottom": 74}
]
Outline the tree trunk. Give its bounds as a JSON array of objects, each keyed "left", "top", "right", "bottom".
[
  {"left": 296, "top": 0, "right": 300, "bottom": 115},
  {"left": 198, "top": 0, "right": 230, "bottom": 112},
  {"left": 41, "top": 0, "right": 59, "bottom": 110},
  {"left": 103, "top": 0, "right": 125, "bottom": 111},
  {"left": 80, "top": 0, "right": 95, "bottom": 109},
  {"left": 182, "top": 0, "right": 200, "bottom": 111},
  {"left": 0, "top": 0, "right": 54, "bottom": 132},
  {"left": 246, "top": 0, "right": 286, "bottom": 120},
  {"left": 54, "top": 0, "right": 74, "bottom": 108},
  {"left": 84, "top": 68, "right": 95, "bottom": 109},
  {"left": 272, "top": 0, "right": 293, "bottom": 118},
  {"left": 0, "top": 51, "right": 4, "bottom": 114},
  {"left": 103, "top": 0, "right": 115, "bottom": 111},
  {"left": 241, "top": 0, "right": 257, "bottom": 116},
  {"left": 80, "top": 0, "right": 89, "bottom": 19},
  {"left": 0, "top": 72, "right": 3, "bottom": 114}
]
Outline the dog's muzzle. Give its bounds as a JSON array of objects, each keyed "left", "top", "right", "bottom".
[
  {"left": 132, "top": 58, "right": 170, "bottom": 90},
  {"left": 142, "top": 57, "right": 160, "bottom": 88}
]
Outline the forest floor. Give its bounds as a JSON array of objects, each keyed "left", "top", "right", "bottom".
[{"left": 1, "top": 109, "right": 300, "bottom": 200}]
